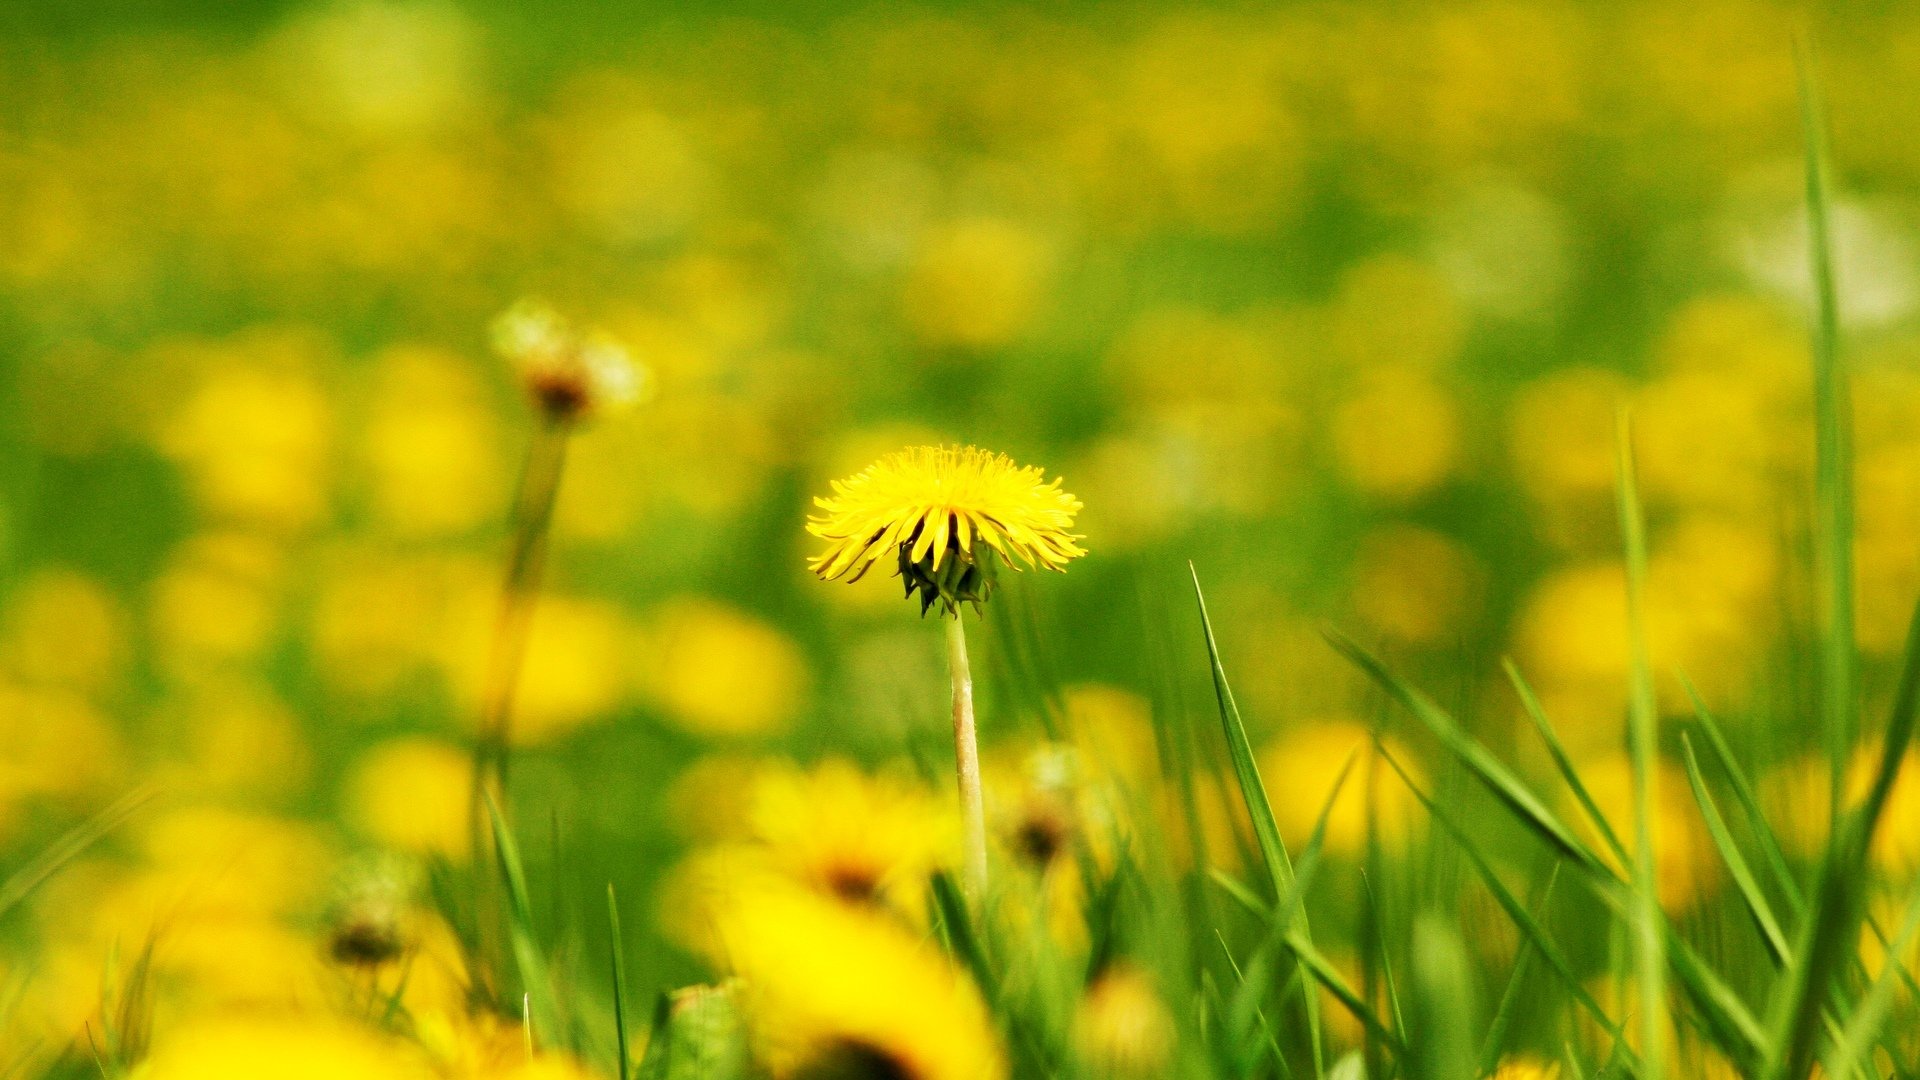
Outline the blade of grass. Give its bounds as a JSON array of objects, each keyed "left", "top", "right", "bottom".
[
  {"left": 1680, "top": 733, "right": 1790, "bottom": 965},
  {"left": 1327, "top": 629, "right": 1614, "bottom": 882},
  {"left": 1475, "top": 866, "right": 1559, "bottom": 1077},
  {"left": 1822, "top": 872, "right": 1920, "bottom": 1079},
  {"left": 1615, "top": 408, "right": 1666, "bottom": 1080},
  {"left": 1505, "top": 660, "right": 1631, "bottom": 869},
  {"left": 485, "top": 793, "right": 564, "bottom": 1047},
  {"left": 1377, "top": 748, "right": 1638, "bottom": 1069},
  {"left": 608, "top": 885, "right": 632, "bottom": 1080},
  {"left": 0, "top": 786, "right": 155, "bottom": 923},
  {"left": 1190, "top": 563, "right": 1325, "bottom": 1078},
  {"left": 1682, "top": 675, "right": 1804, "bottom": 914},
  {"left": 1759, "top": 593, "right": 1920, "bottom": 1079},
  {"left": 1408, "top": 914, "right": 1477, "bottom": 1080}
]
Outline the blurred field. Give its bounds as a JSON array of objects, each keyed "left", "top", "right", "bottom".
[{"left": 8, "top": 1, "right": 1920, "bottom": 1077}]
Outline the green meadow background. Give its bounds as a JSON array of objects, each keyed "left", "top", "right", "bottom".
[{"left": 7, "top": 0, "right": 1920, "bottom": 1073}]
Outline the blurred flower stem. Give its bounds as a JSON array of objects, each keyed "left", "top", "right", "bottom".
[
  {"left": 470, "top": 413, "right": 572, "bottom": 986},
  {"left": 945, "top": 613, "right": 989, "bottom": 896}
]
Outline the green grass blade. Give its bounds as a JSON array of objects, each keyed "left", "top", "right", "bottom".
[
  {"left": 1681, "top": 675, "right": 1804, "bottom": 914},
  {"left": 1822, "top": 873, "right": 1920, "bottom": 1079},
  {"left": 608, "top": 884, "right": 632, "bottom": 1080},
  {"left": 1680, "top": 734, "right": 1790, "bottom": 964},
  {"left": 1798, "top": 41, "right": 1856, "bottom": 817},
  {"left": 1475, "top": 866, "right": 1558, "bottom": 1077},
  {"left": 485, "top": 793, "right": 564, "bottom": 1047},
  {"left": 1615, "top": 408, "right": 1666, "bottom": 1080},
  {"left": 1408, "top": 914, "right": 1476, "bottom": 1080},
  {"left": 1378, "top": 748, "right": 1637, "bottom": 1068},
  {"left": 1505, "top": 660, "right": 1631, "bottom": 869},
  {"left": 1327, "top": 629, "right": 1614, "bottom": 881},
  {"left": 0, "top": 786, "right": 154, "bottom": 923},
  {"left": 1190, "top": 563, "right": 1325, "bottom": 1077}
]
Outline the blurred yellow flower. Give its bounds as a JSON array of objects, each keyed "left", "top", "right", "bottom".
[
  {"left": 345, "top": 736, "right": 475, "bottom": 861},
  {"left": 750, "top": 759, "right": 954, "bottom": 908},
  {"left": 490, "top": 595, "right": 635, "bottom": 744},
  {"left": 641, "top": 598, "right": 809, "bottom": 737},
  {"left": 1348, "top": 524, "right": 1483, "bottom": 647},
  {"left": 157, "top": 338, "right": 336, "bottom": 531},
  {"left": 361, "top": 345, "right": 506, "bottom": 537},
  {"left": 1074, "top": 964, "right": 1176, "bottom": 1076},
  {"left": 1505, "top": 366, "right": 1632, "bottom": 548},
  {"left": 148, "top": 532, "right": 286, "bottom": 675},
  {"left": 1575, "top": 755, "right": 1717, "bottom": 912},
  {"left": 1256, "top": 720, "right": 1424, "bottom": 857},
  {"left": 135, "top": 1016, "right": 433, "bottom": 1080},
  {"left": 809, "top": 445, "right": 1084, "bottom": 615},
  {"left": 1, "top": 568, "right": 128, "bottom": 692},
  {"left": 1331, "top": 365, "right": 1461, "bottom": 500},
  {"left": 902, "top": 217, "right": 1053, "bottom": 349},
  {"left": 712, "top": 885, "right": 1006, "bottom": 1080}
]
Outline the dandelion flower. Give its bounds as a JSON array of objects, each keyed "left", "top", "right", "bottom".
[
  {"left": 713, "top": 885, "right": 1006, "bottom": 1080},
  {"left": 490, "top": 298, "right": 647, "bottom": 422},
  {"left": 807, "top": 445, "right": 1084, "bottom": 616}
]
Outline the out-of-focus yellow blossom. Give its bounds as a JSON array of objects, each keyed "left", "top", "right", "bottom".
[
  {"left": 1635, "top": 295, "right": 1808, "bottom": 516},
  {"left": 148, "top": 532, "right": 287, "bottom": 675},
  {"left": 748, "top": 759, "right": 954, "bottom": 908},
  {"left": 1060, "top": 683, "right": 1159, "bottom": 790},
  {"left": 542, "top": 74, "right": 711, "bottom": 246},
  {"left": 156, "top": 335, "right": 336, "bottom": 531},
  {"left": 1, "top": 568, "right": 128, "bottom": 692},
  {"left": 638, "top": 597, "right": 809, "bottom": 737},
  {"left": 1575, "top": 755, "right": 1716, "bottom": 912},
  {"left": 1766, "top": 750, "right": 1920, "bottom": 873},
  {"left": 710, "top": 885, "right": 1006, "bottom": 1080},
  {"left": 664, "top": 753, "right": 780, "bottom": 843},
  {"left": 1115, "top": 17, "right": 1303, "bottom": 234},
  {"left": 1087, "top": 307, "right": 1306, "bottom": 547},
  {"left": 1506, "top": 366, "right": 1632, "bottom": 548},
  {"left": 152, "top": 677, "right": 310, "bottom": 799},
  {"left": 902, "top": 217, "right": 1053, "bottom": 349},
  {"left": 1348, "top": 524, "right": 1484, "bottom": 647},
  {"left": 309, "top": 548, "right": 495, "bottom": 699},
  {"left": 659, "top": 759, "right": 951, "bottom": 952},
  {"left": 269, "top": 0, "right": 482, "bottom": 134},
  {"left": 134, "top": 1015, "right": 433, "bottom": 1080},
  {"left": 361, "top": 345, "right": 506, "bottom": 537},
  {"left": 27, "top": 808, "right": 339, "bottom": 1035},
  {"left": 1257, "top": 720, "right": 1424, "bottom": 857},
  {"left": 0, "top": 685, "right": 125, "bottom": 817},
  {"left": 488, "top": 594, "right": 635, "bottom": 744},
  {"left": 1331, "top": 365, "right": 1461, "bottom": 500},
  {"left": 1514, "top": 516, "right": 1777, "bottom": 743},
  {"left": 345, "top": 736, "right": 475, "bottom": 860},
  {"left": 1329, "top": 254, "right": 1464, "bottom": 372},
  {"left": 1074, "top": 964, "right": 1176, "bottom": 1077}
]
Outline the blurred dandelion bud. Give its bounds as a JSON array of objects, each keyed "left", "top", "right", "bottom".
[
  {"left": 322, "top": 854, "right": 420, "bottom": 969},
  {"left": 1074, "top": 964, "right": 1175, "bottom": 1077},
  {"left": 807, "top": 445, "right": 1085, "bottom": 617},
  {"left": 490, "top": 298, "right": 649, "bottom": 423}
]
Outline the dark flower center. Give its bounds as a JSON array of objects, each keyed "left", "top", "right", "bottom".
[{"left": 792, "top": 1038, "right": 917, "bottom": 1080}]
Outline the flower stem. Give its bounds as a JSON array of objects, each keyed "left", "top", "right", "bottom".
[
  {"left": 945, "top": 612, "right": 989, "bottom": 897},
  {"left": 470, "top": 414, "right": 572, "bottom": 991}
]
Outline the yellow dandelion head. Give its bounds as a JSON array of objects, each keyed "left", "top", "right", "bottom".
[
  {"left": 713, "top": 885, "right": 1006, "bottom": 1080},
  {"left": 807, "top": 445, "right": 1085, "bottom": 616},
  {"left": 491, "top": 298, "right": 648, "bottom": 422}
]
